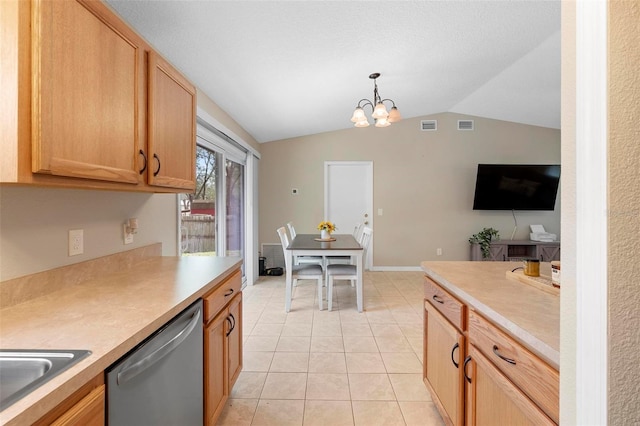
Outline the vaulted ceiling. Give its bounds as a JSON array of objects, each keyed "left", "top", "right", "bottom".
[{"left": 105, "top": 1, "right": 560, "bottom": 143}]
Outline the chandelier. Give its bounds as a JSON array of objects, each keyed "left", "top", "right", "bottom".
[{"left": 350, "top": 73, "right": 401, "bottom": 128}]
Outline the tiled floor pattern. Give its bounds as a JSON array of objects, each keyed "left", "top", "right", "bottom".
[{"left": 216, "top": 271, "right": 445, "bottom": 426}]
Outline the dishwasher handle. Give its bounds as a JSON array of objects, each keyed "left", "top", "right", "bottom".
[{"left": 117, "top": 308, "right": 201, "bottom": 386}]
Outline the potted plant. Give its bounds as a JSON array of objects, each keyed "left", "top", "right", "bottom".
[
  {"left": 469, "top": 227, "right": 500, "bottom": 260},
  {"left": 317, "top": 221, "right": 337, "bottom": 240}
]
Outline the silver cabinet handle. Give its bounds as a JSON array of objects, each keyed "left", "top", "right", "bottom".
[{"left": 117, "top": 308, "right": 201, "bottom": 385}]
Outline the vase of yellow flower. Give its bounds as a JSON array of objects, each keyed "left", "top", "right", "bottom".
[{"left": 317, "top": 221, "right": 337, "bottom": 240}]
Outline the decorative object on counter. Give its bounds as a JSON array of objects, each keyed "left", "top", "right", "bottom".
[
  {"left": 505, "top": 269, "right": 559, "bottom": 296},
  {"left": 522, "top": 258, "right": 540, "bottom": 277},
  {"left": 469, "top": 227, "right": 500, "bottom": 259},
  {"left": 551, "top": 261, "right": 561, "bottom": 288},
  {"left": 317, "top": 221, "right": 337, "bottom": 241}
]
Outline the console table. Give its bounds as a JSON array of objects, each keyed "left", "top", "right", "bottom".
[{"left": 470, "top": 240, "right": 560, "bottom": 262}]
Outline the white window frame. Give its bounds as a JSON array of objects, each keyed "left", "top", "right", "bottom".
[{"left": 179, "top": 116, "right": 259, "bottom": 286}]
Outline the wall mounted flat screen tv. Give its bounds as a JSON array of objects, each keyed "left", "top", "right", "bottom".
[{"left": 472, "top": 164, "right": 561, "bottom": 211}]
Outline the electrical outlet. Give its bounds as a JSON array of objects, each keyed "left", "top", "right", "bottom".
[
  {"left": 123, "top": 224, "right": 134, "bottom": 245},
  {"left": 69, "top": 229, "right": 84, "bottom": 256},
  {"left": 436, "top": 248, "right": 442, "bottom": 256}
]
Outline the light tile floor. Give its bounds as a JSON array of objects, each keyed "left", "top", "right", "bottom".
[{"left": 216, "top": 271, "right": 445, "bottom": 426}]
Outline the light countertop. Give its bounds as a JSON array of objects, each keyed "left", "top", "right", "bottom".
[
  {"left": 0, "top": 255, "right": 242, "bottom": 426},
  {"left": 421, "top": 261, "right": 559, "bottom": 370}
]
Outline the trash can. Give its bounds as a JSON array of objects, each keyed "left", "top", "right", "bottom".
[{"left": 259, "top": 256, "right": 266, "bottom": 276}]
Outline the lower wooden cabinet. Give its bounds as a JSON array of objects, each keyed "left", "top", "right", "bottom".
[
  {"left": 33, "top": 374, "right": 104, "bottom": 426},
  {"left": 467, "top": 311, "right": 559, "bottom": 423},
  {"left": 424, "top": 301, "right": 465, "bottom": 426},
  {"left": 205, "top": 306, "right": 228, "bottom": 423},
  {"left": 227, "top": 293, "right": 243, "bottom": 387},
  {"left": 465, "top": 345, "right": 554, "bottom": 426},
  {"left": 49, "top": 385, "right": 105, "bottom": 426},
  {"left": 423, "top": 275, "right": 559, "bottom": 425},
  {"left": 204, "top": 270, "right": 243, "bottom": 426}
]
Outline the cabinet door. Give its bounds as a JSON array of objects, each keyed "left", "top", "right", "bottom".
[
  {"left": 424, "top": 301, "right": 465, "bottom": 426},
  {"left": 32, "top": 0, "right": 144, "bottom": 184},
  {"left": 227, "top": 292, "right": 243, "bottom": 388},
  {"left": 50, "top": 385, "right": 105, "bottom": 426},
  {"left": 205, "top": 308, "right": 228, "bottom": 426},
  {"left": 466, "top": 345, "right": 555, "bottom": 426},
  {"left": 488, "top": 244, "right": 506, "bottom": 261},
  {"left": 147, "top": 52, "right": 196, "bottom": 191},
  {"left": 539, "top": 245, "right": 560, "bottom": 262}
]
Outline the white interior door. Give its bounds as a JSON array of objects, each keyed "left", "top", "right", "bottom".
[{"left": 324, "top": 161, "right": 373, "bottom": 268}]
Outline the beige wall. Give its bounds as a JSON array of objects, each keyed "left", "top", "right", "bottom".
[
  {"left": 0, "top": 89, "right": 259, "bottom": 282},
  {"left": 608, "top": 1, "right": 640, "bottom": 423},
  {"left": 0, "top": 186, "right": 178, "bottom": 281},
  {"left": 259, "top": 112, "right": 560, "bottom": 267},
  {"left": 197, "top": 91, "right": 261, "bottom": 152}
]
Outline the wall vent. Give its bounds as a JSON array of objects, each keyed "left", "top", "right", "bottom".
[
  {"left": 261, "top": 243, "right": 285, "bottom": 269},
  {"left": 421, "top": 120, "right": 437, "bottom": 131},
  {"left": 458, "top": 120, "right": 474, "bottom": 131}
]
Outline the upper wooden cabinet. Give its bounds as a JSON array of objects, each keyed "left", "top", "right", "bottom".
[
  {"left": 32, "top": 0, "right": 144, "bottom": 185},
  {"left": 1, "top": 0, "right": 196, "bottom": 192},
  {"left": 147, "top": 52, "right": 196, "bottom": 191}
]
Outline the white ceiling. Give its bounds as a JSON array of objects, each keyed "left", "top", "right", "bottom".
[{"left": 105, "top": 1, "right": 561, "bottom": 143}]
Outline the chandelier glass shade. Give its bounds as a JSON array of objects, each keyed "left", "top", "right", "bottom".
[{"left": 350, "top": 73, "right": 401, "bottom": 128}]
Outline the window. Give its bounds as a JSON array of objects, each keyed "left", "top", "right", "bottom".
[
  {"left": 180, "top": 145, "right": 218, "bottom": 255},
  {"left": 225, "top": 158, "right": 244, "bottom": 259},
  {"left": 179, "top": 118, "right": 259, "bottom": 285}
]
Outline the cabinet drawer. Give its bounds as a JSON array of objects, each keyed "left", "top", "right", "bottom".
[
  {"left": 204, "top": 269, "right": 241, "bottom": 323},
  {"left": 468, "top": 310, "right": 559, "bottom": 424},
  {"left": 424, "top": 277, "right": 465, "bottom": 331},
  {"left": 468, "top": 345, "right": 555, "bottom": 426}
]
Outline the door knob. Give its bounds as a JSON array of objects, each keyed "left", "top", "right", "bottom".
[
  {"left": 364, "top": 221, "right": 369, "bottom": 225},
  {"left": 364, "top": 214, "right": 368, "bottom": 218}
]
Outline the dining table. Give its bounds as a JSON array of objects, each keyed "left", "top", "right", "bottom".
[{"left": 286, "top": 233, "right": 365, "bottom": 312}]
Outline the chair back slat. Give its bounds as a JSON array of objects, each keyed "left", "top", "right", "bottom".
[
  {"left": 360, "top": 227, "right": 373, "bottom": 260},
  {"left": 286, "top": 222, "right": 296, "bottom": 239},
  {"left": 277, "top": 227, "right": 292, "bottom": 270},
  {"left": 353, "top": 223, "right": 364, "bottom": 241}
]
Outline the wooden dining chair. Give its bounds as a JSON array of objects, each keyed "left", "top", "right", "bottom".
[
  {"left": 325, "top": 227, "right": 372, "bottom": 311},
  {"left": 277, "top": 227, "right": 325, "bottom": 311},
  {"left": 287, "top": 222, "right": 325, "bottom": 267}
]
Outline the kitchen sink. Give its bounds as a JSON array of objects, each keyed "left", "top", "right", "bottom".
[{"left": 0, "top": 349, "right": 91, "bottom": 411}]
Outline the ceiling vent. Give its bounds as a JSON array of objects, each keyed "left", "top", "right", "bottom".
[
  {"left": 420, "top": 120, "right": 437, "bottom": 131},
  {"left": 458, "top": 120, "right": 474, "bottom": 131}
]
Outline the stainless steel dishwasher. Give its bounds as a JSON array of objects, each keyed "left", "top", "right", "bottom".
[{"left": 106, "top": 300, "right": 203, "bottom": 426}]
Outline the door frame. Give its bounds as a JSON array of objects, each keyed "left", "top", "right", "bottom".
[{"left": 323, "top": 161, "right": 374, "bottom": 268}]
